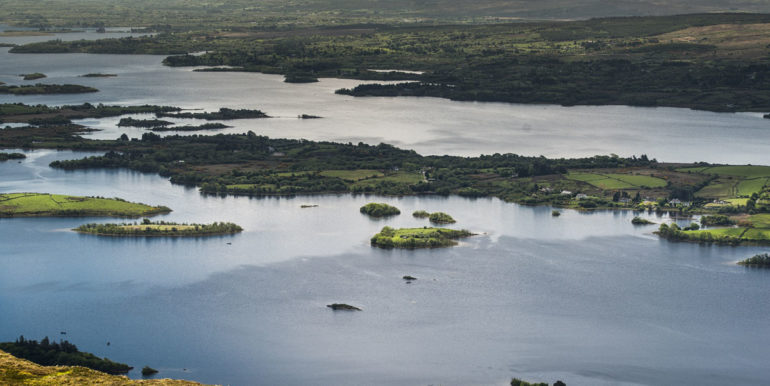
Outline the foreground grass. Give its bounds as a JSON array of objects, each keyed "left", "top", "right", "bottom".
[
  {"left": 0, "top": 337, "right": 131, "bottom": 375},
  {"left": 0, "top": 193, "right": 170, "bottom": 217},
  {"left": 371, "top": 226, "right": 473, "bottom": 249},
  {"left": 75, "top": 220, "right": 243, "bottom": 237},
  {"left": 0, "top": 349, "right": 204, "bottom": 385}
]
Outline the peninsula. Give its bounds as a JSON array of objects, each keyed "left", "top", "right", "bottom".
[{"left": 0, "top": 193, "right": 170, "bottom": 217}]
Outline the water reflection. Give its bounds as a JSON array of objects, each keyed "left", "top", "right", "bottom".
[{"left": 1, "top": 150, "right": 769, "bottom": 385}]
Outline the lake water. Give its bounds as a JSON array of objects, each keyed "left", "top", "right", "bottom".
[
  {"left": 2, "top": 29, "right": 770, "bottom": 386},
  {"left": 2, "top": 150, "right": 769, "bottom": 386},
  {"left": 2, "top": 30, "right": 770, "bottom": 163}
]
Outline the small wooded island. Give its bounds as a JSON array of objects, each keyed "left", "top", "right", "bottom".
[
  {"left": 428, "top": 212, "right": 456, "bottom": 224},
  {"left": 0, "top": 83, "right": 98, "bottom": 95},
  {"left": 0, "top": 193, "right": 169, "bottom": 217},
  {"left": 157, "top": 107, "right": 268, "bottom": 120},
  {"left": 118, "top": 117, "right": 174, "bottom": 128},
  {"left": 21, "top": 72, "right": 46, "bottom": 80},
  {"left": 360, "top": 202, "right": 401, "bottom": 217},
  {"left": 737, "top": 253, "right": 770, "bottom": 267},
  {"left": 631, "top": 217, "right": 654, "bottom": 225},
  {"left": 75, "top": 219, "right": 243, "bottom": 237},
  {"left": 150, "top": 123, "right": 231, "bottom": 132},
  {"left": 371, "top": 226, "right": 473, "bottom": 249},
  {"left": 412, "top": 210, "right": 456, "bottom": 223},
  {"left": 0, "top": 152, "right": 25, "bottom": 161}
]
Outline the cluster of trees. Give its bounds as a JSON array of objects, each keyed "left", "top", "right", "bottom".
[
  {"left": 428, "top": 212, "right": 455, "bottom": 224},
  {"left": 700, "top": 215, "right": 734, "bottom": 226},
  {"left": 360, "top": 202, "right": 401, "bottom": 217},
  {"left": 0, "top": 152, "right": 25, "bottom": 161},
  {"left": 631, "top": 217, "right": 654, "bottom": 225},
  {"left": 0, "top": 336, "right": 132, "bottom": 375}
]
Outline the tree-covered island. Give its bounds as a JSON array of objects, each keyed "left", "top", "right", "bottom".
[
  {"left": 360, "top": 203, "right": 401, "bottom": 217},
  {"left": 75, "top": 219, "right": 243, "bottom": 237},
  {"left": 371, "top": 226, "right": 474, "bottom": 249}
]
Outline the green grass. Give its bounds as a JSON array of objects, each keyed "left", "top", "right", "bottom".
[
  {"left": 682, "top": 226, "right": 770, "bottom": 242},
  {"left": 0, "top": 193, "right": 170, "bottom": 217},
  {"left": 566, "top": 172, "right": 665, "bottom": 189},
  {"left": 351, "top": 171, "right": 423, "bottom": 187},
  {"left": 695, "top": 181, "right": 734, "bottom": 198},
  {"left": 319, "top": 169, "right": 383, "bottom": 181},
  {"left": 749, "top": 214, "right": 770, "bottom": 228},
  {"left": 683, "top": 165, "right": 770, "bottom": 178},
  {"left": 677, "top": 166, "right": 710, "bottom": 173},
  {"left": 684, "top": 227, "right": 747, "bottom": 237},
  {"left": 736, "top": 177, "right": 768, "bottom": 196},
  {"left": 607, "top": 174, "right": 667, "bottom": 188},
  {"left": 743, "top": 229, "right": 770, "bottom": 241}
]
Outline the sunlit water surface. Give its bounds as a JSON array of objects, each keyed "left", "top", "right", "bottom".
[{"left": 1, "top": 28, "right": 770, "bottom": 386}]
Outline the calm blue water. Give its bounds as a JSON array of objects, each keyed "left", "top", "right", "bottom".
[
  {"left": 2, "top": 27, "right": 770, "bottom": 386},
  {"left": 1, "top": 150, "right": 769, "bottom": 386}
]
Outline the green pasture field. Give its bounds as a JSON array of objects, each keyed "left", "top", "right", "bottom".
[{"left": 0, "top": 193, "right": 169, "bottom": 217}]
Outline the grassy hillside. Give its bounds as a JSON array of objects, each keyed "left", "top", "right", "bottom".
[{"left": 0, "top": 349, "right": 204, "bottom": 385}]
